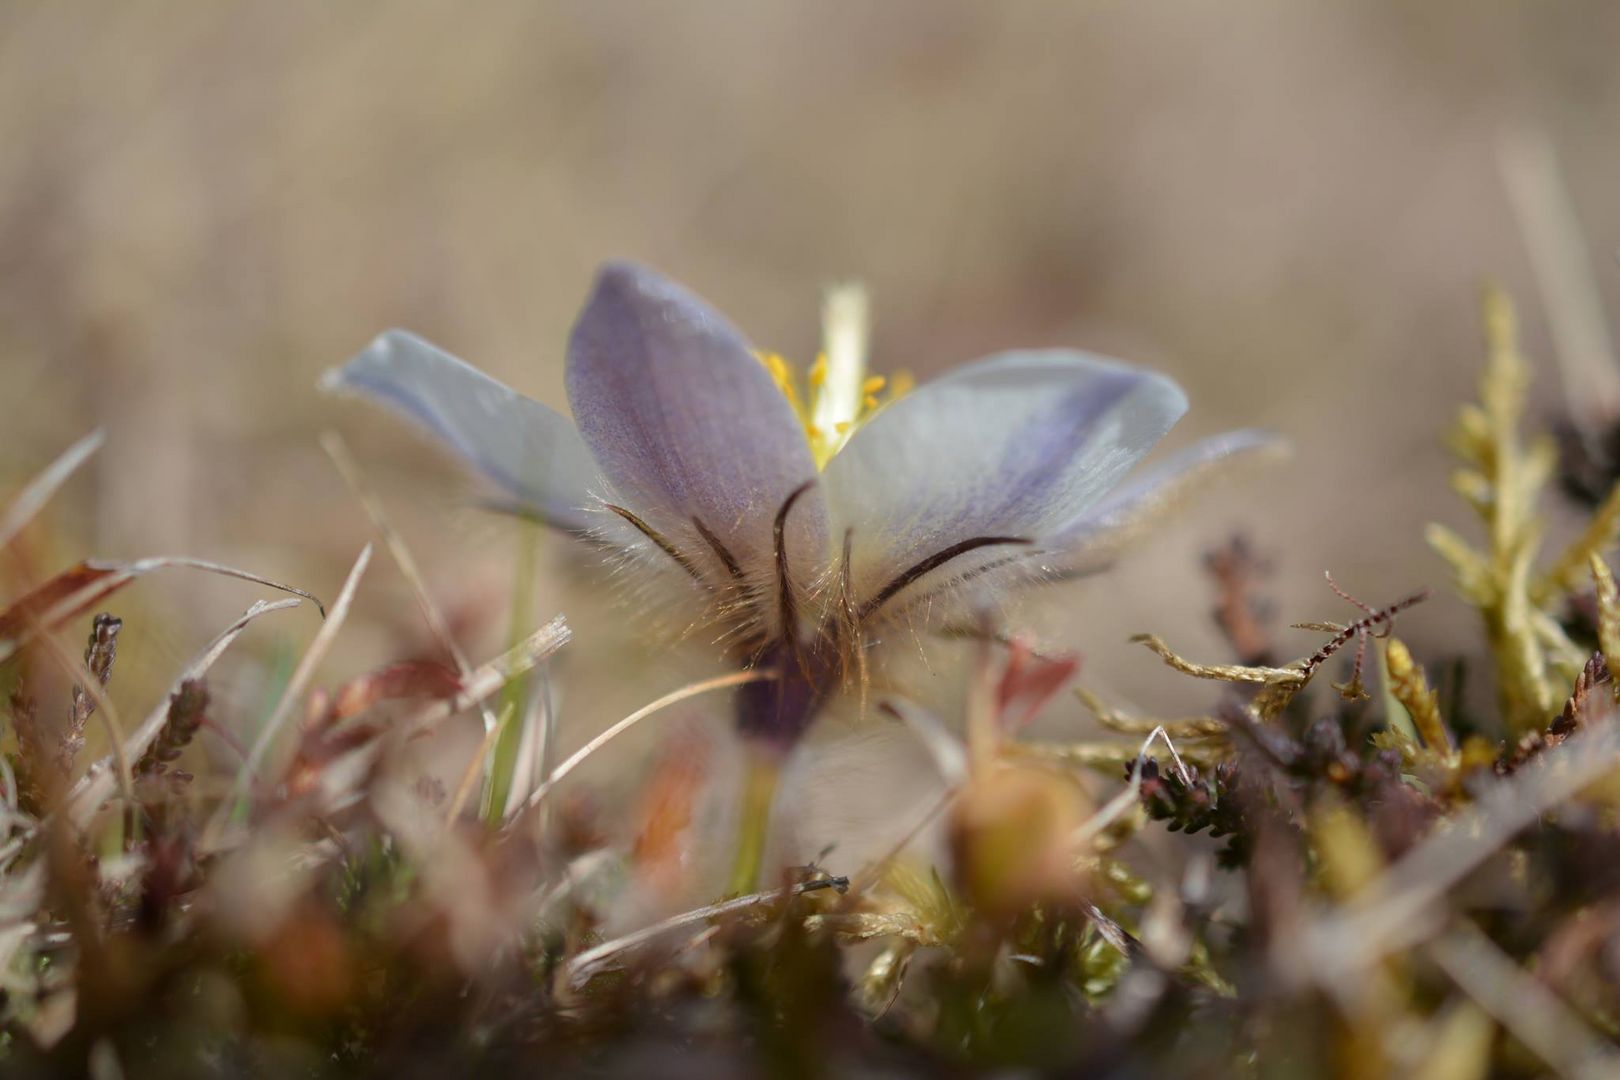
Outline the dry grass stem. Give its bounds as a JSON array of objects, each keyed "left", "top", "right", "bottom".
[
  {"left": 510, "top": 668, "right": 774, "bottom": 822},
  {"left": 1497, "top": 126, "right": 1620, "bottom": 433},
  {"left": 321, "top": 431, "right": 504, "bottom": 734},
  {"left": 215, "top": 545, "right": 371, "bottom": 836},
  {"left": 0, "top": 430, "right": 103, "bottom": 551},
  {"left": 565, "top": 876, "right": 848, "bottom": 987}
]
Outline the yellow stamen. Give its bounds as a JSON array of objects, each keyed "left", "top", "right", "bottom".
[
  {"left": 754, "top": 283, "right": 898, "bottom": 470},
  {"left": 755, "top": 351, "right": 804, "bottom": 416}
]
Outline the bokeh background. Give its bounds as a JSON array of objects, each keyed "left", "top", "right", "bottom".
[{"left": 3, "top": 1, "right": 1619, "bottom": 844}]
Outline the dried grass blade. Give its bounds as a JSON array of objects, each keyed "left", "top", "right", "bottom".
[
  {"left": 0, "top": 430, "right": 103, "bottom": 551},
  {"left": 565, "top": 877, "right": 847, "bottom": 987},
  {"left": 880, "top": 697, "right": 967, "bottom": 785},
  {"left": 223, "top": 545, "right": 371, "bottom": 815},
  {"left": 389, "top": 615, "right": 570, "bottom": 741},
  {"left": 1497, "top": 127, "right": 1620, "bottom": 434},
  {"left": 321, "top": 431, "right": 498, "bottom": 723},
  {"left": 509, "top": 668, "right": 772, "bottom": 824}
]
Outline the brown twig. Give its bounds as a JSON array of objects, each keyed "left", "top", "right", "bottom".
[
  {"left": 1297, "top": 575, "right": 1430, "bottom": 695},
  {"left": 1203, "top": 535, "right": 1274, "bottom": 665}
]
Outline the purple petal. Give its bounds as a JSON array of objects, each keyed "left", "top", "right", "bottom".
[
  {"left": 1046, "top": 427, "right": 1286, "bottom": 553},
  {"left": 823, "top": 350, "right": 1187, "bottom": 614},
  {"left": 323, "top": 330, "right": 605, "bottom": 533},
  {"left": 565, "top": 262, "right": 826, "bottom": 591}
]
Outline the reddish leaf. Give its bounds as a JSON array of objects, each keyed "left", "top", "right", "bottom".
[
  {"left": 304, "top": 661, "right": 463, "bottom": 730},
  {"left": 995, "top": 637, "right": 1080, "bottom": 735},
  {"left": 0, "top": 562, "right": 125, "bottom": 647}
]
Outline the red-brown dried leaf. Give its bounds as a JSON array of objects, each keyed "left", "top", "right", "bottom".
[
  {"left": 994, "top": 637, "right": 1080, "bottom": 735},
  {"left": 303, "top": 660, "right": 462, "bottom": 731},
  {"left": 0, "top": 562, "right": 125, "bottom": 646}
]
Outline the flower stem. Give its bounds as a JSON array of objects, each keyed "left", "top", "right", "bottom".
[
  {"left": 482, "top": 518, "right": 539, "bottom": 825},
  {"left": 727, "top": 750, "right": 781, "bottom": 895}
]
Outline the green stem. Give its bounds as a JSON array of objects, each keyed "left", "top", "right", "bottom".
[
  {"left": 482, "top": 519, "right": 539, "bottom": 825},
  {"left": 727, "top": 752, "right": 781, "bottom": 895}
]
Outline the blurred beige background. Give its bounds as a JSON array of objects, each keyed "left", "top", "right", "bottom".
[{"left": 3, "top": 1, "right": 1619, "bottom": 798}]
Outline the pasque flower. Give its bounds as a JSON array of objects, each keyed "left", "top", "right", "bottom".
[
  {"left": 326, "top": 262, "right": 1273, "bottom": 887},
  {"left": 325, "top": 262, "right": 1273, "bottom": 752}
]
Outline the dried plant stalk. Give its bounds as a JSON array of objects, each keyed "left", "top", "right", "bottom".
[{"left": 0, "top": 430, "right": 103, "bottom": 551}]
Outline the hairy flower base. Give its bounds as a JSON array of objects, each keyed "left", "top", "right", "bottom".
[{"left": 735, "top": 638, "right": 836, "bottom": 751}]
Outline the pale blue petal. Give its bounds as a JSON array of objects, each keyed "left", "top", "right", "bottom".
[
  {"left": 322, "top": 330, "right": 605, "bottom": 534},
  {"left": 823, "top": 350, "right": 1187, "bottom": 613}
]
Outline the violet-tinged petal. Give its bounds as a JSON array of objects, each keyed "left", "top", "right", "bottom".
[
  {"left": 1044, "top": 427, "right": 1286, "bottom": 565},
  {"left": 565, "top": 262, "right": 827, "bottom": 593},
  {"left": 823, "top": 350, "right": 1187, "bottom": 613},
  {"left": 322, "top": 330, "right": 605, "bottom": 534}
]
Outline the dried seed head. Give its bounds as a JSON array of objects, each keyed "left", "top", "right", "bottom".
[
  {"left": 63, "top": 611, "right": 122, "bottom": 773},
  {"left": 135, "top": 679, "right": 209, "bottom": 780}
]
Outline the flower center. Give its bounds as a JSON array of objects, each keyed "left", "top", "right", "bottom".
[{"left": 755, "top": 283, "right": 912, "bottom": 469}]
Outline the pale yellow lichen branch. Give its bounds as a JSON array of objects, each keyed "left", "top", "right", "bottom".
[
  {"left": 1590, "top": 554, "right": 1620, "bottom": 694},
  {"left": 1071, "top": 685, "right": 1228, "bottom": 739},
  {"left": 1128, "top": 634, "right": 1303, "bottom": 686},
  {"left": 1537, "top": 480, "right": 1620, "bottom": 604},
  {"left": 1129, "top": 633, "right": 1307, "bottom": 720},
  {"left": 1009, "top": 739, "right": 1225, "bottom": 773},
  {"left": 1384, "top": 637, "right": 1451, "bottom": 754},
  {"left": 1426, "top": 285, "right": 1595, "bottom": 735}
]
